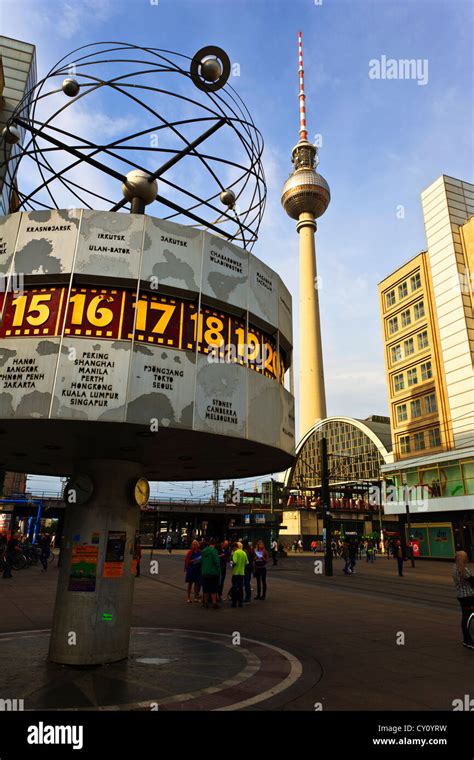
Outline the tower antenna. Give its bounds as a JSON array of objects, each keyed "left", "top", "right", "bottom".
[{"left": 298, "top": 31, "right": 308, "bottom": 142}]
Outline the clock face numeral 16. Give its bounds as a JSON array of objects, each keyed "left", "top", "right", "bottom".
[{"left": 64, "top": 287, "right": 125, "bottom": 339}]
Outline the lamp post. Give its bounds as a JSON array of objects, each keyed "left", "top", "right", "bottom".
[
  {"left": 320, "top": 436, "right": 333, "bottom": 576},
  {"left": 401, "top": 473, "right": 415, "bottom": 568}
]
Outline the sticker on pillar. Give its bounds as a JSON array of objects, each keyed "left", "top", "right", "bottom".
[
  {"left": 103, "top": 530, "right": 126, "bottom": 577},
  {"left": 68, "top": 545, "right": 98, "bottom": 592}
]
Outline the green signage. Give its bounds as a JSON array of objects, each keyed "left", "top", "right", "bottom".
[{"left": 428, "top": 526, "right": 454, "bottom": 559}]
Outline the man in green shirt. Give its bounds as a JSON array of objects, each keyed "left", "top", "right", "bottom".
[
  {"left": 231, "top": 542, "right": 248, "bottom": 608},
  {"left": 200, "top": 538, "right": 221, "bottom": 609}
]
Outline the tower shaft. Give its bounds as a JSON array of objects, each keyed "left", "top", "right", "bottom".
[{"left": 297, "top": 212, "right": 327, "bottom": 432}]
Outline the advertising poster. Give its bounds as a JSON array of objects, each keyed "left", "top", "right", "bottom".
[
  {"left": 68, "top": 545, "right": 98, "bottom": 592},
  {"left": 103, "top": 530, "right": 126, "bottom": 578}
]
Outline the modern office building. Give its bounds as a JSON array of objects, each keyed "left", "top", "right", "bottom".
[
  {"left": 0, "top": 35, "right": 37, "bottom": 214},
  {"left": 378, "top": 175, "right": 474, "bottom": 557},
  {"left": 282, "top": 415, "right": 396, "bottom": 547}
]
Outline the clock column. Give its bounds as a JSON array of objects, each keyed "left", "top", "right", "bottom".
[{"left": 48, "top": 459, "right": 143, "bottom": 665}]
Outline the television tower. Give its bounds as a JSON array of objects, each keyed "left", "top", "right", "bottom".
[{"left": 281, "top": 31, "right": 330, "bottom": 437}]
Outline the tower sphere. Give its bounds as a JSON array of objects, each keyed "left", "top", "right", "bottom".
[
  {"left": 281, "top": 169, "right": 331, "bottom": 220},
  {"left": 121, "top": 170, "right": 158, "bottom": 205}
]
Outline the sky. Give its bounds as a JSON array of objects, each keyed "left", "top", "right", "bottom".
[{"left": 2, "top": 0, "right": 473, "bottom": 499}]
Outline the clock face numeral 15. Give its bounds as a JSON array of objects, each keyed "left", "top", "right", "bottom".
[{"left": 0, "top": 288, "right": 65, "bottom": 337}]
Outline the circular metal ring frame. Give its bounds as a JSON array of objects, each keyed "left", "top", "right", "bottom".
[{"left": 1, "top": 41, "right": 266, "bottom": 251}]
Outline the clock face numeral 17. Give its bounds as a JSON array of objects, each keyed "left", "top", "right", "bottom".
[{"left": 131, "top": 294, "right": 181, "bottom": 347}]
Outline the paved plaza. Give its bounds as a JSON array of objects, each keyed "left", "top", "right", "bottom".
[{"left": 0, "top": 551, "right": 471, "bottom": 711}]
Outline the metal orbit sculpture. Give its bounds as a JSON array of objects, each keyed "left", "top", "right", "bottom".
[{"left": 1, "top": 42, "right": 266, "bottom": 250}]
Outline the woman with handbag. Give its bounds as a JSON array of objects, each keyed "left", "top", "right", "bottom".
[{"left": 253, "top": 540, "right": 268, "bottom": 600}]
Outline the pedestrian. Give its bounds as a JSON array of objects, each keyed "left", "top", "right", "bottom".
[
  {"left": 135, "top": 535, "right": 142, "bottom": 578},
  {"left": 39, "top": 534, "right": 51, "bottom": 572},
  {"left": 331, "top": 540, "right": 338, "bottom": 558},
  {"left": 358, "top": 540, "right": 364, "bottom": 560},
  {"left": 366, "top": 540, "right": 375, "bottom": 564},
  {"left": 254, "top": 539, "right": 268, "bottom": 600},
  {"left": 394, "top": 540, "right": 405, "bottom": 577},
  {"left": 2, "top": 533, "right": 19, "bottom": 578},
  {"left": 453, "top": 548, "right": 474, "bottom": 649},
  {"left": 184, "top": 540, "right": 202, "bottom": 603},
  {"left": 297, "top": 538, "right": 303, "bottom": 553},
  {"left": 243, "top": 539, "right": 254, "bottom": 603},
  {"left": 230, "top": 541, "right": 248, "bottom": 608},
  {"left": 342, "top": 541, "right": 351, "bottom": 574},
  {"left": 349, "top": 539, "right": 357, "bottom": 574},
  {"left": 217, "top": 539, "right": 230, "bottom": 601},
  {"left": 271, "top": 538, "right": 278, "bottom": 565},
  {"left": 165, "top": 534, "right": 172, "bottom": 554},
  {"left": 200, "top": 538, "right": 221, "bottom": 609}
]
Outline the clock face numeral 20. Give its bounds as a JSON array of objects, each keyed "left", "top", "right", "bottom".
[{"left": 0, "top": 286, "right": 288, "bottom": 384}]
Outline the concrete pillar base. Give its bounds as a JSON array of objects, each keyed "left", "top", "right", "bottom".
[{"left": 48, "top": 459, "right": 142, "bottom": 665}]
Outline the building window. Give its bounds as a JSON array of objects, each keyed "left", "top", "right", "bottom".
[
  {"left": 400, "top": 435, "right": 411, "bottom": 454},
  {"left": 404, "top": 337, "right": 414, "bottom": 356},
  {"left": 394, "top": 373, "right": 405, "bottom": 392},
  {"left": 398, "top": 281, "right": 408, "bottom": 300},
  {"left": 401, "top": 309, "right": 411, "bottom": 327},
  {"left": 407, "top": 367, "right": 418, "bottom": 386},
  {"left": 388, "top": 316, "right": 399, "bottom": 334},
  {"left": 386, "top": 290, "right": 396, "bottom": 307},
  {"left": 413, "top": 431, "right": 425, "bottom": 450},
  {"left": 414, "top": 301, "right": 425, "bottom": 320},
  {"left": 410, "top": 272, "right": 421, "bottom": 292},
  {"left": 391, "top": 344, "right": 402, "bottom": 363},
  {"left": 429, "top": 427, "right": 441, "bottom": 447},
  {"left": 397, "top": 403, "right": 408, "bottom": 422},
  {"left": 425, "top": 393, "right": 437, "bottom": 414},
  {"left": 410, "top": 399, "right": 422, "bottom": 418},
  {"left": 418, "top": 330, "right": 429, "bottom": 350},
  {"left": 421, "top": 361, "right": 433, "bottom": 381}
]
